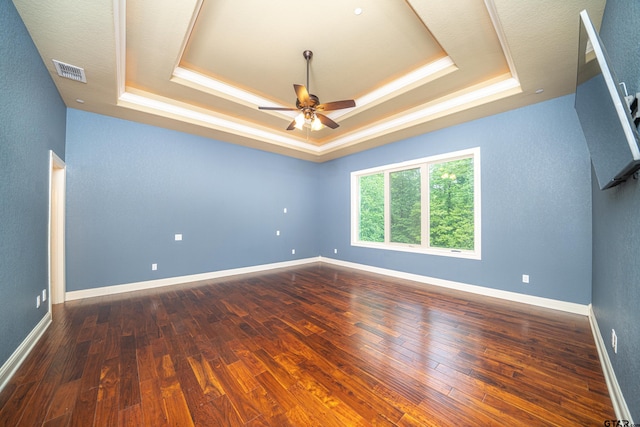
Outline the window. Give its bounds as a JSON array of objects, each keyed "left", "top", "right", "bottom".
[{"left": 351, "top": 148, "right": 480, "bottom": 259}]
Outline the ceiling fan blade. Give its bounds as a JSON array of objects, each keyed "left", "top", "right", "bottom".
[
  {"left": 258, "top": 106, "right": 298, "bottom": 111},
  {"left": 316, "top": 113, "right": 339, "bottom": 129},
  {"left": 286, "top": 119, "right": 297, "bottom": 131},
  {"left": 294, "top": 84, "right": 310, "bottom": 106},
  {"left": 316, "top": 99, "right": 356, "bottom": 112}
]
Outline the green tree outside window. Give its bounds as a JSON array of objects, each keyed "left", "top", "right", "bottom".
[
  {"left": 359, "top": 173, "right": 384, "bottom": 242},
  {"left": 429, "top": 158, "right": 474, "bottom": 250},
  {"left": 390, "top": 168, "right": 421, "bottom": 244}
]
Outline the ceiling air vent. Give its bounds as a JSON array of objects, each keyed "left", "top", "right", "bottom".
[{"left": 52, "top": 60, "right": 86, "bottom": 83}]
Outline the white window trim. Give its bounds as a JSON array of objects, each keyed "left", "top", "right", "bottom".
[{"left": 350, "top": 147, "right": 481, "bottom": 260}]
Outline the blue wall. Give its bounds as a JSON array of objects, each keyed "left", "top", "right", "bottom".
[
  {"left": 66, "top": 96, "right": 594, "bottom": 306},
  {"left": 319, "top": 95, "right": 593, "bottom": 304},
  {"left": 65, "top": 109, "right": 320, "bottom": 291},
  {"left": 0, "top": 1, "right": 66, "bottom": 367},
  {"left": 592, "top": 0, "right": 640, "bottom": 420}
]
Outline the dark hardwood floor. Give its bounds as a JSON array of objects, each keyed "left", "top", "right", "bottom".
[{"left": 0, "top": 263, "right": 613, "bottom": 426}]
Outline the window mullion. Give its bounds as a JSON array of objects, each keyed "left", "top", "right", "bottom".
[
  {"left": 384, "top": 171, "right": 390, "bottom": 244},
  {"left": 422, "top": 164, "right": 429, "bottom": 248}
]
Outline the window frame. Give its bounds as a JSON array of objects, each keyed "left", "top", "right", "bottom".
[{"left": 350, "top": 147, "right": 481, "bottom": 260}]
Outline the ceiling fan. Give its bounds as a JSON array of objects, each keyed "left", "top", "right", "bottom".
[{"left": 258, "top": 50, "right": 356, "bottom": 131}]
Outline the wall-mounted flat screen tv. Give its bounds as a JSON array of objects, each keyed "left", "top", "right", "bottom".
[{"left": 575, "top": 9, "right": 640, "bottom": 190}]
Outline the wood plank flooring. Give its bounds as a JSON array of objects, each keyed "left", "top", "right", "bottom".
[{"left": 0, "top": 264, "right": 613, "bottom": 426}]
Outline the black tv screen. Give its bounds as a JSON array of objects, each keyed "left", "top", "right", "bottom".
[{"left": 575, "top": 10, "right": 640, "bottom": 190}]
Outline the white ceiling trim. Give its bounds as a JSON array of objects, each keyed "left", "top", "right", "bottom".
[
  {"left": 172, "top": 56, "right": 457, "bottom": 122},
  {"left": 320, "top": 77, "right": 522, "bottom": 152},
  {"left": 118, "top": 91, "right": 320, "bottom": 152},
  {"left": 114, "top": 0, "right": 126, "bottom": 98},
  {"left": 172, "top": 67, "right": 287, "bottom": 111},
  {"left": 331, "top": 57, "right": 457, "bottom": 120},
  {"left": 171, "top": 0, "right": 204, "bottom": 72},
  {"left": 484, "top": 0, "right": 519, "bottom": 81}
]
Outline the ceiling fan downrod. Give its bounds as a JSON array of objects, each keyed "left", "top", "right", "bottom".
[{"left": 303, "top": 50, "right": 312, "bottom": 92}]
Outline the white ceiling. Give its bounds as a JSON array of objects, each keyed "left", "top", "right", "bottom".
[{"left": 13, "top": 0, "right": 606, "bottom": 161}]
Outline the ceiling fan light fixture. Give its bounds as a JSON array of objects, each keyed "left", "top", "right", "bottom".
[
  {"left": 311, "top": 116, "right": 323, "bottom": 131},
  {"left": 294, "top": 112, "right": 305, "bottom": 130}
]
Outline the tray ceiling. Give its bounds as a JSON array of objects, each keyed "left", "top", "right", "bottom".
[{"left": 13, "top": 0, "right": 605, "bottom": 161}]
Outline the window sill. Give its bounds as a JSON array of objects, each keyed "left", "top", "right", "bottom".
[{"left": 351, "top": 241, "right": 481, "bottom": 260}]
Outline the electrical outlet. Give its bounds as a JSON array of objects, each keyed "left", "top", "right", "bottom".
[
  {"left": 283, "top": 208, "right": 287, "bottom": 214},
  {"left": 42, "top": 289, "right": 47, "bottom": 302},
  {"left": 334, "top": 248, "right": 338, "bottom": 254},
  {"left": 152, "top": 263, "right": 158, "bottom": 271},
  {"left": 522, "top": 274, "right": 529, "bottom": 284},
  {"left": 276, "top": 230, "right": 280, "bottom": 236},
  {"left": 291, "top": 249, "right": 295, "bottom": 255},
  {"left": 612, "top": 329, "right": 618, "bottom": 354},
  {"left": 175, "top": 234, "right": 182, "bottom": 241},
  {"left": 36, "top": 295, "right": 41, "bottom": 308}
]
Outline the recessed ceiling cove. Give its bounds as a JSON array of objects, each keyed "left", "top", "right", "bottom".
[{"left": 181, "top": 1, "right": 443, "bottom": 105}]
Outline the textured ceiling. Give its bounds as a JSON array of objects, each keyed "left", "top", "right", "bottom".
[{"left": 13, "top": 0, "right": 606, "bottom": 161}]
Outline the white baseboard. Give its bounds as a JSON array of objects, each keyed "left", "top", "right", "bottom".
[
  {"left": 65, "top": 257, "right": 321, "bottom": 301},
  {"left": 320, "top": 257, "right": 590, "bottom": 315},
  {"left": 0, "top": 312, "right": 52, "bottom": 394},
  {"left": 588, "top": 305, "right": 633, "bottom": 422},
  {"left": 67, "top": 256, "right": 589, "bottom": 315}
]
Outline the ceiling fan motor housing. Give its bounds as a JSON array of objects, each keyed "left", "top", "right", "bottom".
[{"left": 296, "top": 94, "right": 319, "bottom": 109}]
